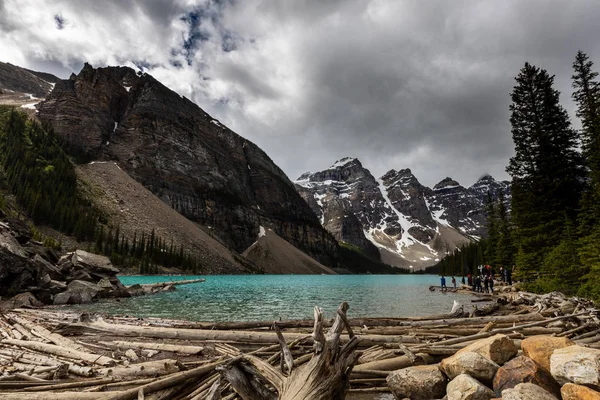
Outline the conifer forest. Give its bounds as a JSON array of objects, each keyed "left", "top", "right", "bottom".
[{"left": 437, "top": 51, "right": 600, "bottom": 301}]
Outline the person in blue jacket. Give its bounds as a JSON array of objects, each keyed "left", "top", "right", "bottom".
[{"left": 440, "top": 276, "right": 447, "bottom": 291}]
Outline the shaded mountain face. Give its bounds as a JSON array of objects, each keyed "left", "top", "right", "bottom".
[
  {"left": 296, "top": 158, "right": 510, "bottom": 269},
  {"left": 0, "top": 62, "right": 58, "bottom": 98},
  {"left": 37, "top": 64, "right": 339, "bottom": 267}
]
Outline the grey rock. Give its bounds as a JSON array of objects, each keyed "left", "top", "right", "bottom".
[
  {"left": 550, "top": 345, "right": 600, "bottom": 388},
  {"left": 502, "top": 383, "right": 559, "bottom": 400},
  {"left": 53, "top": 291, "right": 71, "bottom": 305},
  {"left": 447, "top": 374, "right": 494, "bottom": 400},
  {"left": 127, "top": 284, "right": 145, "bottom": 297},
  {"left": 440, "top": 351, "right": 499, "bottom": 385},
  {"left": 387, "top": 364, "right": 447, "bottom": 400}
]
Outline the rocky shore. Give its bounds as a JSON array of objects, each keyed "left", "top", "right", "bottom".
[{"left": 0, "top": 286, "right": 597, "bottom": 399}]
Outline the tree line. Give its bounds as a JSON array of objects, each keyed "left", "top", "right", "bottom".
[
  {"left": 436, "top": 51, "right": 600, "bottom": 301},
  {"left": 0, "top": 107, "right": 202, "bottom": 274}
]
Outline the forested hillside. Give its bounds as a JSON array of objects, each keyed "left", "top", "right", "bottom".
[
  {"left": 0, "top": 107, "right": 204, "bottom": 273},
  {"left": 435, "top": 51, "right": 600, "bottom": 302}
]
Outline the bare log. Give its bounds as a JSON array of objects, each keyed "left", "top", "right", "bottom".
[
  {"left": 1, "top": 338, "right": 116, "bottom": 366},
  {"left": 99, "top": 340, "right": 204, "bottom": 355}
]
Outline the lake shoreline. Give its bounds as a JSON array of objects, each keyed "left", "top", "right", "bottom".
[{"left": 0, "top": 289, "right": 596, "bottom": 398}]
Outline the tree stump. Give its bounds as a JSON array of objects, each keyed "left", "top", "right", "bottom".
[{"left": 217, "top": 302, "right": 360, "bottom": 400}]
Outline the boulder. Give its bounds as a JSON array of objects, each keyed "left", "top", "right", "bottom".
[
  {"left": 127, "top": 284, "right": 145, "bottom": 297},
  {"left": 493, "top": 355, "right": 560, "bottom": 397},
  {"left": 456, "top": 334, "right": 517, "bottom": 365},
  {"left": 502, "top": 383, "right": 559, "bottom": 400},
  {"left": 387, "top": 364, "right": 447, "bottom": 400},
  {"left": 46, "top": 280, "right": 67, "bottom": 293},
  {"left": 0, "top": 226, "right": 37, "bottom": 296},
  {"left": 53, "top": 291, "right": 71, "bottom": 305},
  {"left": 3, "top": 217, "right": 32, "bottom": 244},
  {"left": 561, "top": 383, "right": 600, "bottom": 400},
  {"left": 32, "top": 254, "right": 62, "bottom": 280},
  {"left": 447, "top": 374, "right": 494, "bottom": 400},
  {"left": 1, "top": 292, "right": 42, "bottom": 309},
  {"left": 441, "top": 351, "right": 499, "bottom": 385},
  {"left": 551, "top": 345, "right": 600, "bottom": 388},
  {"left": 64, "top": 269, "right": 93, "bottom": 283},
  {"left": 521, "top": 335, "right": 574, "bottom": 374},
  {"left": 67, "top": 280, "right": 101, "bottom": 298},
  {"left": 23, "top": 242, "right": 60, "bottom": 264},
  {"left": 97, "top": 278, "right": 114, "bottom": 289},
  {"left": 72, "top": 250, "right": 119, "bottom": 274}
]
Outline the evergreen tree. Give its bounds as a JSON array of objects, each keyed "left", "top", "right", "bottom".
[
  {"left": 484, "top": 192, "right": 499, "bottom": 265},
  {"left": 572, "top": 50, "right": 600, "bottom": 234},
  {"left": 495, "top": 191, "right": 514, "bottom": 268},
  {"left": 506, "top": 63, "right": 584, "bottom": 280}
]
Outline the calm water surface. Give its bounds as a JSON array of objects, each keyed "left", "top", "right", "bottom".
[{"left": 75, "top": 274, "right": 466, "bottom": 322}]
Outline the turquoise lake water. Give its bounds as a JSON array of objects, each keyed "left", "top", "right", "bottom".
[{"left": 74, "top": 275, "right": 467, "bottom": 322}]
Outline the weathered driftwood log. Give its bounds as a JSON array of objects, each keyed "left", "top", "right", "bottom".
[
  {"left": 217, "top": 302, "right": 360, "bottom": 400},
  {"left": 57, "top": 318, "right": 418, "bottom": 346},
  {"left": 1, "top": 339, "right": 116, "bottom": 366},
  {"left": 99, "top": 340, "right": 204, "bottom": 355}
]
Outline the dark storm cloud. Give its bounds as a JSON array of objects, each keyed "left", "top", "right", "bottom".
[{"left": 2, "top": 0, "right": 600, "bottom": 187}]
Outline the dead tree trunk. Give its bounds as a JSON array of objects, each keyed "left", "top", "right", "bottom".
[{"left": 218, "top": 302, "right": 360, "bottom": 400}]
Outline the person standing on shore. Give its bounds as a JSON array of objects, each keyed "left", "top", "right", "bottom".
[
  {"left": 452, "top": 276, "right": 456, "bottom": 288},
  {"left": 483, "top": 275, "right": 489, "bottom": 293},
  {"left": 475, "top": 275, "right": 481, "bottom": 292},
  {"left": 441, "top": 276, "right": 447, "bottom": 291},
  {"left": 461, "top": 276, "right": 466, "bottom": 285},
  {"left": 489, "top": 275, "right": 494, "bottom": 294},
  {"left": 499, "top": 266, "right": 505, "bottom": 282}
]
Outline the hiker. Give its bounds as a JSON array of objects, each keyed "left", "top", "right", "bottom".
[
  {"left": 475, "top": 275, "right": 481, "bottom": 293},
  {"left": 461, "top": 276, "right": 466, "bottom": 285},
  {"left": 489, "top": 275, "right": 494, "bottom": 294},
  {"left": 467, "top": 274, "right": 473, "bottom": 287},
  {"left": 499, "top": 266, "right": 505, "bottom": 282},
  {"left": 506, "top": 267, "right": 513, "bottom": 286},
  {"left": 451, "top": 276, "right": 456, "bottom": 288},
  {"left": 483, "top": 275, "right": 489, "bottom": 293},
  {"left": 441, "top": 276, "right": 447, "bottom": 290}
]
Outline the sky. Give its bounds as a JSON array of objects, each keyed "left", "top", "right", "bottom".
[{"left": 2, "top": 0, "right": 600, "bottom": 188}]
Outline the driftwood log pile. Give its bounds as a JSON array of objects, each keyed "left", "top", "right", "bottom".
[{"left": 0, "top": 290, "right": 597, "bottom": 399}]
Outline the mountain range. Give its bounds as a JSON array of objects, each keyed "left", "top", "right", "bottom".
[
  {"left": 295, "top": 157, "right": 510, "bottom": 269},
  {"left": 0, "top": 61, "right": 509, "bottom": 273}
]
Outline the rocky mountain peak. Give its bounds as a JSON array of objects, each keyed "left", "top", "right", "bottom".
[
  {"left": 296, "top": 160, "right": 511, "bottom": 269},
  {"left": 434, "top": 177, "right": 462, "bottom": 190}
]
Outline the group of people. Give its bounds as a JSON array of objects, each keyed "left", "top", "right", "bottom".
[{"left": 440, "top": 264, "right": 514, "bottom": 293}]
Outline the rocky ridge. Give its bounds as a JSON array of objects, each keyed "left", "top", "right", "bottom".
[
  {"left": 36, "top": 64, "right": 340, "bottom": 269},
  {"left": 295, "top": 157, "right": 510, "bottom": 269}
]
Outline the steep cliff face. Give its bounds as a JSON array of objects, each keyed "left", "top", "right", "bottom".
[
  {"left": 296, "top": 158, "right": 510, "bottom": 269},
  {"left": 37, "top": 64, "right": 339, "bottom": 267}
]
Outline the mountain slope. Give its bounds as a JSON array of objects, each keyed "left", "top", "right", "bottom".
[
  {"left": 77, "top": 162, "right": 252, "bottom": 274},
  {"left": 242, "top": 227, "right": 336, "bottom": 274},
  {"left": 296, "top": 158, "right": 510, "bottom": 269},
  {"left": 37, "top": 63, "right": 340, "bottom": 269}
]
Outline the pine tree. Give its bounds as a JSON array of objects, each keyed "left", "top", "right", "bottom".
[
  {"left": 484, "top": 192, "right": 499, "bottom": 265},
  {"left": 495, "top": 191, "right": 514, "bottom": 269},
  {"left": 572, "top": 50, "right": 600, "bottom": 235},
  {"left": 506, "top": 62, "right": 585, "bottom": 281}
]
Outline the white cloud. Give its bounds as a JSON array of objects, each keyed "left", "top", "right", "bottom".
[{"left": 1, "top": 0, "right": 599, "bottom": 187}]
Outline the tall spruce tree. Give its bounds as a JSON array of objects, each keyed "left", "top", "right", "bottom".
[
  {"left": 572, "top": 51, "right": 600, "bottom": 234},
  {"left": 495, "top": 191, "right": 514, "bottom": 268},
  {"left": 507, "top": 63, "right": 584, "bottom": 280},
  {"left": 484, "top": 192, "right": 499, "bottom": 265}
]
